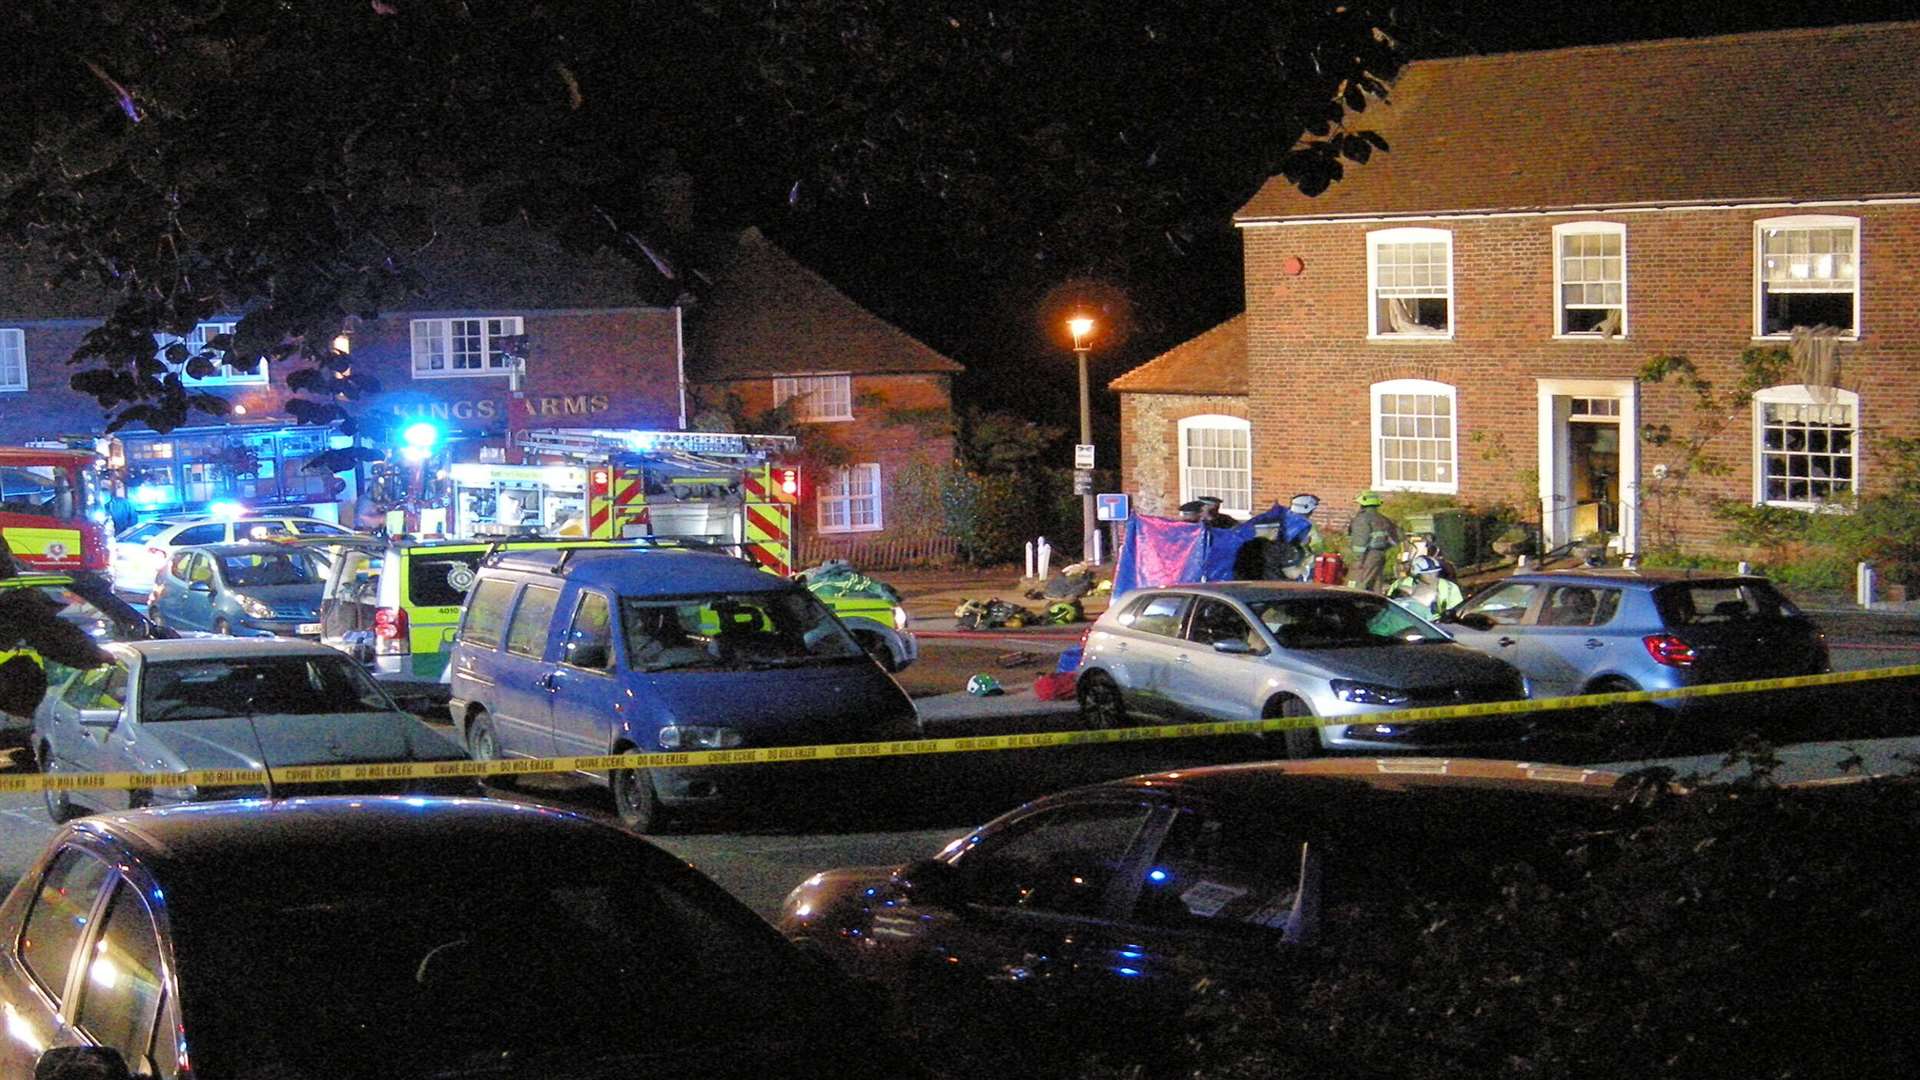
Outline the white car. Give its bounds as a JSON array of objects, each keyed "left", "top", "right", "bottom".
[{"left": 111, "top": 514, "right": 357, "bottom": 595}]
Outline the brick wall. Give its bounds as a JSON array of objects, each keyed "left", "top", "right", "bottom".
[
  {"left": 689, "top": 372, "right": 957, "bottom": 546},
  {"left": 1118, "top": 393, "right": 1251, "bottom": 518},
  {"left": 1220, "top": 203, "right": 1920, "bottom": 553}
]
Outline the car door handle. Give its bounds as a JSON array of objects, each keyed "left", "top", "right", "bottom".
[
  {"left": 1174, "top": 654, "right": 1191, "bottom": 664},
  {"left": 536, "top": 673, "right": 557, "bottom": 692},
  {"left": 1584, "top": 639, "right": 1605, "bottom": 649},
  {"left": 1497, "top": 636, "right": 1517, "bottom": 647}
]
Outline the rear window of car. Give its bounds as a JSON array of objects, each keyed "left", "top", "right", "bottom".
[
  {"left": 1655, "top": 582, "right": 1794, "bottom": 626},
  {"left": 172, "top": 522, "right": 226, "bottom": 546},
  {"left": 292, "top": 520, "right": 350, "bottom": 535},
  {"left": 505, "top": 585, "right": 562, "bottom": 658},
  {"left": 408, "top": 553, "right": 484, "bottom": 607},
  {"left": 1120, "top": 593, "right": 1190, "bottom": 637},
  {"left": 461, "top": 578, "right": 517, "bottom": 649}
]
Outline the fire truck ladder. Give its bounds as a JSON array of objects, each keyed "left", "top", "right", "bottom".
[{"left": 513, "top": 428, "right": 798, "bottom": 461}]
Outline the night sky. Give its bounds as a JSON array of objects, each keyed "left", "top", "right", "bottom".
[{"left": 767, "top": 0, "right": 1920, "bottom": 453}]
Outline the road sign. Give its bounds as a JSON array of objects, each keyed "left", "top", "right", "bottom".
[
  {"left": 1074, "top": 444, "right": 1096, "bottom": 470},
  {"left": 1096, "top": 493, "right": 1130, "bottom": 522},
  {"left": 1073, "top": 469, "right": 1094, "bottom": 495}
]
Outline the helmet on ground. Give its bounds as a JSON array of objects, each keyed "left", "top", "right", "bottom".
[
  {"left": 1289, "top": 493, "right": 1320, "bottom": 515},
  {"left": 1412, "top": 555, "right": 1445, "bottom": 576},
  {"left": 966, "top": 674, "right": 1006, "bottom": 696},
  {"left": 1046, "top": 600, "right": 1083, "bottom": 624},
  {"left": 954, "top": 599, "right": 987, "bottom": 619},
  {"left": 1355, "top": 491, "right": 1383, "bottom": 507}
]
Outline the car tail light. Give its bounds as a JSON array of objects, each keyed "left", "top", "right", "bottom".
[
  {"left": 147, "top": 546, "right": 168, "bottom": 561},
  {"left": 1643, "top": 634, "right": 1696, "bottom": 667},
  {"left": 374, "top": 607, "right": 410, "bottom": 655}
]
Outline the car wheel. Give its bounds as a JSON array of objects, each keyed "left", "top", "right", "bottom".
[
  {"left": 853, "top": 631, "right": 898, "bottom": 673},
  {"left": 1078, "top": 671, "right": 1127, "bottom": 730},
  {"left": 38, "top": 742, "right": 80, "bottom": 824},
  {"left": 1271, "top": 697, "right": 1321, "bottom": 759},
  {"left": 610, "top": 758, "right": 667, "bottom": 833},
  {"left": 1590, "top": 679, "right": 1671, "bottom": 759}
]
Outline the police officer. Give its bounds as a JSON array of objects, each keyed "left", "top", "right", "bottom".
[
  {"left": 1347, "top": 491, "right": 1401, "bottom": 593},
  {"left": 1178, "top": 500, "right": 1205, "bottom": 523},
  {"left": 1195, "top": 495, "right": 1240, "bottom": 528}
]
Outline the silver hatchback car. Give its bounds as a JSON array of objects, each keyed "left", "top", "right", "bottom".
[{"left": 1076, "top": 583, "right": 1529, "bottom": 756}]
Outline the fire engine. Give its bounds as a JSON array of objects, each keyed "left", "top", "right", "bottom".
[
  {"left": 0, "top": 446, "right": 110, "bottom": 576},
  {"left": 445, "top": 429, "right": 803, "bottom": 575}
]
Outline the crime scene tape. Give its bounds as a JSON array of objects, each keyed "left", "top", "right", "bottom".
[{"left": 5, "top": 662, "right": 1918, "bottom": 796}]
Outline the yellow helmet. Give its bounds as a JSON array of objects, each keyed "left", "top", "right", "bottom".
[{"left": 1356, "top": 491, "right": 1384, "bottom": 507}]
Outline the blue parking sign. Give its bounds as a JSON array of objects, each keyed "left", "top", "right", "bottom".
[{"left": 1095, "top": 493, "right": 1130, "bottom": 522}]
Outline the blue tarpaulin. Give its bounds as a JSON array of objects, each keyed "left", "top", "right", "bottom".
[{"left": 1112, "top": 504, "right": 1309, "bottom": 596}]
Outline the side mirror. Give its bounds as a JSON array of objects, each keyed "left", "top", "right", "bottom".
[
  {"left": 188, "top": 580, "right": 212, "bottom": 593},
  {"left": 78, "top": 707, "right": 122, "bottom": 730},
  {"left": 36, "top": 1046, "right": 134, "bottom": 1080},
  {"left": 891, "top": 858, "right": 964, "bottom": 907},
  {"left": 1211, "top": 639, "right": 1254, "bottom": 655}
]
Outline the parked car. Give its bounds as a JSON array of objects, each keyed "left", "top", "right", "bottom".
[
  {"left": 1076, "top": 582, "right": 1530, "bottom": 756},
  {"left": 447, "top": 546, "right": 921, "bottom": 832},
  {"left": 780, "top": 757, "right": 1627, "bottom": 1072},
  {"left": 0, "top": 796, "right": 910, "bottom": 1080},
  {"left": 147, "top": 542, "right": 327, "bottom": 637},
  {"left": 110, "top": 513, "right": 355, "bottom": 596},
  {"left": 0, "top": 572, "right": 173, "bottom": 749},
  {"left": 32, "top": 637, "right": 472, "bottom": 822},
  {"left": 1439, "top": 570, "right": 1830, "bottom": 737}
]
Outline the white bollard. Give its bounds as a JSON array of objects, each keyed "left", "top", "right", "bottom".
[
  {"left": 1859, "top": 562, "right": 1876, "bottom": 609},
  {"left": 1025, "top": 540, "right": 1035, "bottom": 580},
  {"left": 1092, "top": 528, "right": 1104, "bottom": 566},
  {"left": 1737, "top": 560, "right": 1752, "bottom": 576},
  {"left": 1038, "top": 538, "right": 1054, "bottom": 582}
]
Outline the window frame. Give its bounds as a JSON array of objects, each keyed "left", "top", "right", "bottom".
[
  {"left": 503, "top": 584, "right": 562, "bottom": 659},
  {"left": 1176, "top": 414, "right": 1252, "bottom": 518},
  {"left": 1751, "top": 384, "right": 1860, "bottom": 510},
  {"left": 458, "top": 577, "right": 517, "bottom": 649},
  {"left": 153, "top": 320, "right": 268, "bottom": 386},
  {"left": 1366, "top": 227, "right": 1454, "bottom": 340},
  {"left": 17, "top": 846, "right": 115, "bottom": 1008},
  {"left": 559, "top": 589, "right": 615, "bottom": 674},
  {"left": 772, "top": 373, "right": 854, "bottom": 423},
  {"left": 410, "top": 316, "right": 526, "bottom": 379},
  {"left": 72, "top": 878, "right": 171, "bottom": 1075},
  {"left": 816, "top": 462, "right": 883, "bottom": 534},
  {"left": 1753, "top": 214, "right": 1860, "bottom": 340},
  {"left": 1551, "top": 221, "right": 1628, "bottom": 339},
  {"left": 1369, "top": 378, "right": 1460, "bottom": 495},
  {"left": 0, "top": 327, "right": 26, "bottom": 392}
]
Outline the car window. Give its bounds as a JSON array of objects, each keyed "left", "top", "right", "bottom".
[
  {"left": 291, "top": 520, "right": 351, "bottom": 536},
  {"left": 956, "top": 801, "right": 1156, "bottom": 917},
  {"left": 1657, "top": 582, "right": 1790, "bottom": 626},
  {"left": 505, "top": 585, "right": 562, "bottom": 659},
  {"left": 1118, "top": 593, "right": 1191, "bottom": 637},
  {"left": 1185, "top": 598, "right": 1268, "bottom": 653},
  {"left": 75, "top": 882, "right": 168, "bottom": 1075},
  {"left": 19, "top": 847, "right": 114, "bottom": 1003},
  {"left": 461, "top": 578, "right": 517, "bottom": 649},
  {"left": 238, "top": 520, "right": 292, "bottom": 540},
  {"left": 1458, "top": 581, "right": 1539, "bottom": 625},
  {"left": 119, "top": 521, "right": 166, "bottom": 544},
  {"left": 62, "top": 663, "right": 129, "bottom": 711},
  {"left": 1128, "top": 810, "right": 1305, "bottom": 932},
  {"left": 1250, "top": 594, "right": 1448, "bottom": 648},
  {"left": 620, "top": 590, "right": 864, "bottom": 671},
  {"left": 172, "top": 523, "right": 226, "bottom": 547},
  {"left": 167, "top": 552, "right": 195, "bottom": 580},
  {"left": 216, "top": 550, "right": 320, "bottom": 587},
  {"left": 563, "top": 591, "right": 613, "bottom": 671},
  {"left": 187, "top": 554, "right": 213, "bottom": 584},
  {"left": 1540, "top": 585, "right": 1622, "bottom": 628},
  {"left": 409, "top": 553, "right": 484, "bottom": 608},
  {"left": 141, "top": 655, "right": 394, "bottom": 720}
]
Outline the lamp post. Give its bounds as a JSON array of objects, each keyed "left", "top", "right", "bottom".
[{"left": 1068, "top": 315, "right": 1096, "bottom": 562}]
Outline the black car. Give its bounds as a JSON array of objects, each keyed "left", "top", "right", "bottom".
[
  {"left": 1, "top": 797, "right": 911, "bottom": 1080},
  {"left": 780, "top": 758, "right": 1631, "bottom": 1074}
]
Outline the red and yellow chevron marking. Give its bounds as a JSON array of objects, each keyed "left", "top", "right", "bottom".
[
  {"left": 741, "top": 469, "right": 768, "bottom": 501},
  {"left": 743, "top": 501, "right": 791, "bottom": 576}
]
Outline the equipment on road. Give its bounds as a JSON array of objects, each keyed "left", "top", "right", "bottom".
[{"left": 966, "top": 673, "right": 1006, "bottom": 697}]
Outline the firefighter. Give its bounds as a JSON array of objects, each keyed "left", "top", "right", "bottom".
[
  {"left": 1388, "top": 555, "right": 1464, "bottom": 619},
  {"left": 1346, "top": 491, "right": 1401, "bottom": 594}
]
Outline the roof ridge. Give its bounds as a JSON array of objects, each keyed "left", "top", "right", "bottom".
[{"left": 1406, "top": 17, "right": 1920, "bottom": 71}]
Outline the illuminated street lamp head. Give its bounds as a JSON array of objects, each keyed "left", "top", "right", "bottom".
[
  {"left": 330, "top": 332, "right": 352, "bottom": 355},
  {"left": 1068, "top": 315, "right": 1095, "bottom": 352}
]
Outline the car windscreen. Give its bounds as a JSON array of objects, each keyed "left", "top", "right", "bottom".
[
  {"left": 0, "top": 464, "right": 76, "bottom": 518},
  {"left": 139, "top": 654, "right": 395, "bottom": 720},
  {"left": 215, "top": 550, "right": 321, "bottom": 587},
  {"left": 621, "top": 589, "right": 865, "bottom": 671},
  {"left": 173, "top": 844, "right": 814, "bottom": 1079},
  {"left": 1247, "top": 594, "right": 1449, "bottom": 648}
]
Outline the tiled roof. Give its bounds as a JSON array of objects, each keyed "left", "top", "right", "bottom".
[
  {"left": 682, "top": 228, "right": 963, "bottom": 381},
  {"left": 1108, "top": 313, "right": 1246, "bottom": 396},
  {"left": 1238, "top": 20, "right": 1920, "bottom": 222}
]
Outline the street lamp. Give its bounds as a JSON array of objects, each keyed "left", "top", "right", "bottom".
[{"left": 1068, "top": 315, "right": 1096, "bottom": 562}]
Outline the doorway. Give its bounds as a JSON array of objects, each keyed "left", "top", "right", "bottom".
[{"left": 1537, "top": 379, "right": 1639, "bottom": 554}]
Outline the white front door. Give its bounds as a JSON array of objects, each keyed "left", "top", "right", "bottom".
[{"left": 1536, "top": 379, "right": 1639, "bottom": 554}]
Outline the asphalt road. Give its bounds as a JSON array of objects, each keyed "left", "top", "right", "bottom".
[{"left": 4, "top": 609, "right": 1917, "bottom": 922}]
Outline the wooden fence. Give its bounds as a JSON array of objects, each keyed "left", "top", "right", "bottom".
[{"left": 796, "top": 534, "right": 959, "bottom": 571}]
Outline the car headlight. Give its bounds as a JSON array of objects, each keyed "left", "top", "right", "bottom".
[
  {"left": 658, "top": 725, "right": 744, "bottom": 750},
  {"left": 236, "top": 594, "right": 274, "bottom": 619},
  {"left": 1330, "top": 679, "right": 1412, "bottom": 706},
  {"left": 892, "top": 605, "right": 911, "bottom": 631}
]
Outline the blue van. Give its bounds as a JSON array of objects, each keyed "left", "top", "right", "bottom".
[{"left": 445, "top": 547, "right": 921, "bottom": 831}]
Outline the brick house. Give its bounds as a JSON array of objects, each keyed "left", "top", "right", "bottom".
[
  {"left": 683, "top": 229, "right": 963, "bottom": 556},
  {"left": 1113, "top": 21, "right": 1920, "bottom": 557}
]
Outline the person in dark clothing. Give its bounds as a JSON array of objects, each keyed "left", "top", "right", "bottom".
[{"left": 1346, "top": 491, "right": 1401, "bottom": 593}]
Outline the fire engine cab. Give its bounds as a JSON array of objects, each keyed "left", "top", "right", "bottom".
[
  {"left": 0, "top": 446, "right": 110, "bottom": 577},
  {"left": 446, "top": 428, "right": 803, "bottom": 575}
]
